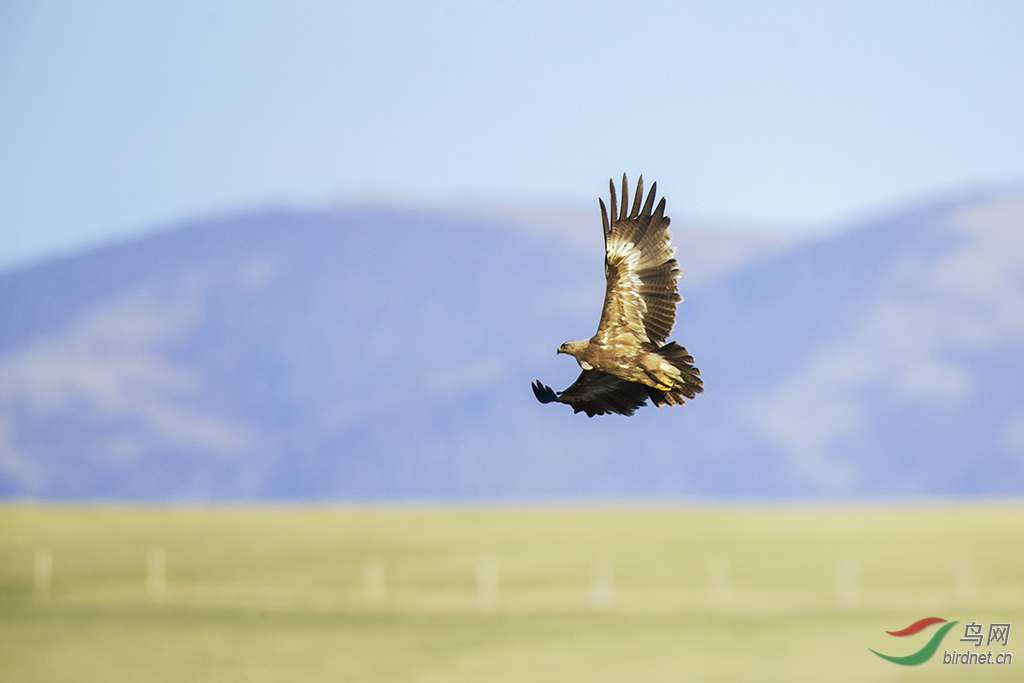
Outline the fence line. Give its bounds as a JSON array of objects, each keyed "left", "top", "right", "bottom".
[{"left": 14, "top": 548, "right": 1023, "bottom": 615}]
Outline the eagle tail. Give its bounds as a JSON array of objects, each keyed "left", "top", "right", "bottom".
[{"left": 651, "top": 342, "right": 703, "bottom": 405}]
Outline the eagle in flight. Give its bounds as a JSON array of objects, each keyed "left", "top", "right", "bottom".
[{"left": 532, "top": 174, "right": 703, "bottom": 417}]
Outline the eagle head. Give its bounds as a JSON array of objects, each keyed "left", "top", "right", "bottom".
[{"left": 557, "top": 339, "right": 590, "bottom": 359}]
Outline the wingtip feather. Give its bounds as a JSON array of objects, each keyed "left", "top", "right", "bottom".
[
  {"left": 620, "top": 173, "right": 629, "bottom": 221},
  {"left": 631, "top": 175, "right": 644, "bottom": 218},
  {"left": 654, "top": 196, "right": 667, "bottom": 220},
  {"left": 642, "top": 182, "right": 657, "bottom": 216},
  {"left": 608, "top": 178, "right": 618, "bottom": 224}
]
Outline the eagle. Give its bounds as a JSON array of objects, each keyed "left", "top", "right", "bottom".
[{"left": 532, "top": 174, "right": 703, "bottom": 417}]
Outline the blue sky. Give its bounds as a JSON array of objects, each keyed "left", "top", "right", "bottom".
[{"left": 1, "top": 1, "right": 1022, "bottom": 268}]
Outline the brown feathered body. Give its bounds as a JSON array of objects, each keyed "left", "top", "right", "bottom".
[{"left": 532, "top": 175, "right": 703, "bottom": 416}]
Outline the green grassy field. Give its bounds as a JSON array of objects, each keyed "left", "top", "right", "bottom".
[{"left": 1, "top": 504, "right": 1022, "bottom": 682}]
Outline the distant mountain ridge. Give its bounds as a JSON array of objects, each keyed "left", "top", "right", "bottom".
[{"left": 1, "top": 190, "right": 1022, "bottom": 499}]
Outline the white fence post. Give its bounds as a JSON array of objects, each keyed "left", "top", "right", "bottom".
[
  {"left": 477, "top": 556, "right": 499, "bottom": 610},
  {"left": 835, "top": 556, "right": 859, "bottom": 610},
  {"left": 590, "top": 558, "right": 614, "bottom": 610},
  {"left": 952, "top": 551, "right": 975, "bottom": 606},
  {"left": 364, "top": 557, "right": 384, "bottom": 604},
  {"left": 34, "top": 547, "right": 52, "bottom": 600},
  {"left": 707, "top": 559, "right": 732, "bottom": 609}
]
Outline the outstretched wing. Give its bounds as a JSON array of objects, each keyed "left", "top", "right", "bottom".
[
  {"left": 531, "top": 370, "right": 651, "bottom": 417},
  {"left": 594, "top": 174, "right": 681, "bottom": 347}
]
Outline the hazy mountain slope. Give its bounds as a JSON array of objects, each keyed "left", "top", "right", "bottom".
[
  {"left": 0, "top": 192, "right": 1021, "bottom": 499},
  {"left": 0, "top": 209, "right": 588, "bottom": 497},
  {"left": 679, "top": 191, "right": 1024, "bottom": 495}
]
